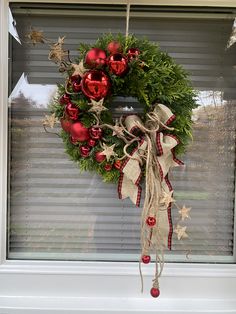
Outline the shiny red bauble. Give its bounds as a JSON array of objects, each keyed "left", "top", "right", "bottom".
[
  {"left": 85, "top": 48, "right": 107, "bottom": 68},
  {"left": 65, "top": 103, "right": 79, "bottom": 121},
  {"left": 80, "top": 145, "right": 90, "bottom": 158},
  {"left": 70, "top": 136, "right": 78, "bottom": 145},
  {"left": 81, "top": 70, "right": 110, "bottom": 100},
  {"left": 72, "top": 81, "right": 82, "bottom": 93},
  {"left": 89, "top": 126, "right": 103, "bottom": 140},
  {"left": 104, "top": 164, "right": 112, "bottom": 171},
  {"left": 70, "top": 122, "right": 90, "bottom": 142},
  {"left": 60, "top": 118, "right": 73, "bottom": 133},
  {"left": 107, "top": 41, "right": 122, "bottom": 54},
  {"left": 108, "top": 53, "right": 128, "bottom": 76},
  {"left": 146, "top": 216, "right": 156, "bottom": 227},
  {"left": 142, "top": 255, "right": 151, "bottom": 264},
  {"left": 70, "top": 74, "right": 81, "bottom": 82},
  {"left": 127, "top": 48, "right": 140, "bottom": 60},
  {"left": 87, "top": 138, "right": 97, "bottom": 147},
  {"left": 114, "top": 160, "right": 122, "bottom": 170},
  {"left": 95, "top": 151, "right": 106, "bottom": 163},
  {"left": 59, "top": 94, "right": 71, "bottom": 105},
  {"left": 150, "top": 287, "right": 160, "bottom": 298}
]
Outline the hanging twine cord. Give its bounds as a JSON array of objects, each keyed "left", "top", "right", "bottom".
[{"left": 125, "top": 0, "right": 131, "bottom": 39}]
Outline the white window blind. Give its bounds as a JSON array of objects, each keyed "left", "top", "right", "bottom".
[{"left": 8, "top": 4, "right": 236, "bottom": 262}]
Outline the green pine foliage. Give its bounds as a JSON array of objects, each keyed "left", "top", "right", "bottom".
[{"left": 51, "top": 34, "right": 197, "bottom": 183}]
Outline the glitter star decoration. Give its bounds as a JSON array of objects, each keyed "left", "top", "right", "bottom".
[
  {"left": 101, "top": 143, "right": 117, "bottom": 161},
  {"left": 42, "top": 113, "right": 58, "bottom": 128},
  {"left": 160, "top": 191, "right": 175, "bottom": 208},
  {"left": 48, "top": 36, "right": 67, "bottom": 63},
  {"left": 26, "top": 27, "right": 46, "bottom": 45},
  {"left": 71, "top": 61, "right": 87, "bottom": 77},
  {"left": 178, "top": 205, "right": 191, "bottom": 221},
  {"left": 174, "top": 225, "right": 188, "bottom": 241},
  {"left": 112, "top": 120, "right": 124, "bottom": 137},
  {"left": 88, "top": 99, "right": 108, "bottom": 115}
]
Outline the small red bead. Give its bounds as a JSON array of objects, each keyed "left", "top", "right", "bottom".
[
  {"left": 87, "top": 138, "right": 97, "bottom": 147},
  {"left": 104, "top": 164, "right": 112, "bottom": 171},
  {"left": 72, "top": 81, "right": 82, "bottom": 92},
  {"left": 150, "top": 287, "right": 160, "bottom": 298},
  {"left": 146, "top": 216, "right": 156, "bottom": 227},
  {"left": 142, "top": 255, "right": 151, "bottom": 264},
  {"left": 114, "top": 160, "right": 122, "bottom": 170},
  {"left": 59, "top": 94, "right": 70, "bottom": 104}
]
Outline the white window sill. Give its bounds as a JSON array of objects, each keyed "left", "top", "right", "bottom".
[{"left": 0, "top": 261, "right": 235, "bottom": 313}]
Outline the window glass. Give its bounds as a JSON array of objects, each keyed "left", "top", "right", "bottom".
[{"left": 8, "top": 4, "right": 236, "bottom": 262}]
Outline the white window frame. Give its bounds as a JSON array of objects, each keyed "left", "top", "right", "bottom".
[{"left": 1, "top": 0, "right": 236, "bottom": 313}]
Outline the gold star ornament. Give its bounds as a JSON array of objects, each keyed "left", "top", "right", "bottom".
[
  {"left": 71, "top": 61, "right": 87, "bottom": 77},
  {"left": 26, "top": 27, "right": 46, "bottom": 45},
  {"left": 101, "top": 143, "right": 117, "bottom": 161},
  {"left": 160, "top": 191, "right": 175, "bottom": 208},
  {"left": 178, "top": 205, "right": 191, "bottom": 221},
  {"left": 42, "top": 113, "right": 58, "bottom": 128},
  {"left": 48, "top": 36, "right": 67, "bottom": 63},
  {"left": 112, "top": 120, "right": 124, "bottom": 137},
  {"left": 88, "top": 99, "right": 108, "bottom": 115},
  {"left": 174, "top": 225, "right": 188, "bottom": 241}
]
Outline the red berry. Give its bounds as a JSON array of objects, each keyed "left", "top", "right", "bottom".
[
  {"left": 150, "top": 287, "right": 160, "bottom": 298},
  {"left": 107, "top": 41, "right": 122, "bottom": 54},
  {"left": 127, "top": 48, "right": 140, "bottom": 60},
  {"left": 87, "top": 138, "right": 97, "bottom": 147},
  {"left": 95, "top": 151, "right": 106, "bottom": 163},
  {"left": 89, "top": 126, "right": 103, "bottom": 140},
  {"left": 114, "top": 160, "right": 122, "bottom": 170},
  {"left": 72, "top": 81, "right": 81, "bottom": 93},
  {"left": 59, "top": 94, "right": 70, "bottom": 104},
  {"left": 80, "top": 145, "right": 90, "bottom": 158},
  {"left": 142, "top": 255, "right": 151, "bottom": 264},
  {"left": 104, "top": 164, "right": 112, "bottom": 171},
  {"left": 146, "top": 216, "right": 156, "bottom": 227}
]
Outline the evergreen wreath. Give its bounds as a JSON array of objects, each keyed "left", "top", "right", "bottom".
[
  {"left": 50, "top": 34, "right": 196, "bottom": 183},
  {"left": 45, "top": 33, "right": 197, "bottom": 297}
]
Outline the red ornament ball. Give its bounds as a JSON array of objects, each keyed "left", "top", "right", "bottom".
[
  {"left": 142, "top": 255, "right": 151, "bottom": 264},
  {"left": 70, "top": 74, "right": 81, "bottom": 82},
  {"left": 60, "top": 118, "right": 73, "bottom": 133},
  {"left": 89, "top": 126, "right": 102, "bottom": 140},
  {"left": 65, "top": 103, "right": 79, "bottom": 121},
  {"left": 127, "top": 48, "right": 140, "bottom": 60},
  {"left": 95, "top": 151, "right": 106, "bottom": 163},
  {"left": 114, "top": 160, "right": 122, "bottom": 170},
  {"left": 104, "top": 164, "right": 112, "bottom": 171},
  {"left": 81, "top": 70, "right": 110, "bottom": 100},
  {"left": 150, "top": 287, "right": 160, "bottom": 298},
  {"left": 70, "top": 136, "right": 78, "bottom": 145},
  {"left": 80, "top": 145, "right": 90, "bottom": 158},
  {"left": 87, "top": 138, "right": 97, "bottom": 147},
  {"left": 59, "top": 94, "right": 70, "bottom": 105},
  {"left": 72, "top": 81, "right": 82, "bottom": 93},
  {"left": 70, "top": 122, "right": 90, "bottom": 142},
  {"left": 108, "top": 53, "right": 128, "bottom": 76},
  {"left": 146, "top": 216, "right": 156, "bottom": 227},
  {"left": 85, "top": 48, "right": 107, "bottom": 68},
  {"left": 107, "top": 41, "right": 122, "bottom": 54}
]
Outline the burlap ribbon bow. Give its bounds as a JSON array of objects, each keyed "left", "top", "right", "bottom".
[{"left": 118, "top": 104, "right": 183, "bottom": 250}]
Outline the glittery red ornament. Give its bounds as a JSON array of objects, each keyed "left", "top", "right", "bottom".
[
  {"left": 87, "top": 138, "right": 97, "bottom": 147},
  {"left": 95, "top": 151, "right": 106, "bottom": 163},
  {"left": 80, "top": 145, "right": 90, "bottom": 158},
  {"left": 65, "top": 103, "right": 79, "bottom": 121},
  {"left": 70, "top": 122, "right": 90, "bottom": 142},
  {"left": 108, "top": 53, "right": 128, "bottom": 76},
  {"left": 81, "top": 70, "right": 110, "bottom": 100},
  {"left": 60, "top": 118, "right": 73, "bottom": 133},
  {"left": 59, "top": 94, "right": 70, "bottom": 105},
  {"left": 89, "top": 126, "right": 102, "bottom": 140},
  {"left": 104, "top": 164, "right": 112, "bottom": 171},
  {"left": 150, "top": 287, "right": 160, "bottom": 298},
  {"left": 85, "top": 48, "right": 107, "bottom": 68},
  {"left": 107, "top": 41, "right": 122, "bottom": 54},
  {"left": 72, "top": 81, "right": 82, "bottom": 93},
  {"left": 127, "top": 48, "right": 140, "bottom": 60},
  {"left": 114, "top": 160, "right": 122, "bottom": 170},
  {"left": 146, "top": 216, "right": 156, "bottom": 227},
  {"left": 142, "top": 255, "right": 151, "bottom": 264}
]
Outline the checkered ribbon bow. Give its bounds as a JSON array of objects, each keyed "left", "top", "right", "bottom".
[{"left": 118, "top": 104, "right": 183, "bottom": 248}]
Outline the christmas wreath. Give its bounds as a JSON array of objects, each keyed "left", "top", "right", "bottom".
[{"left": 46, "top": 33, "right": 196, "bottom": 297}]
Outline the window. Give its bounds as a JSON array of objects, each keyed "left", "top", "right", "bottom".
[
  {"left": 1, "top": 1, "right": 236, "bottom": 313},
  {"left": 8, "top": 3, "right": 236, "bottom": 263}
]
